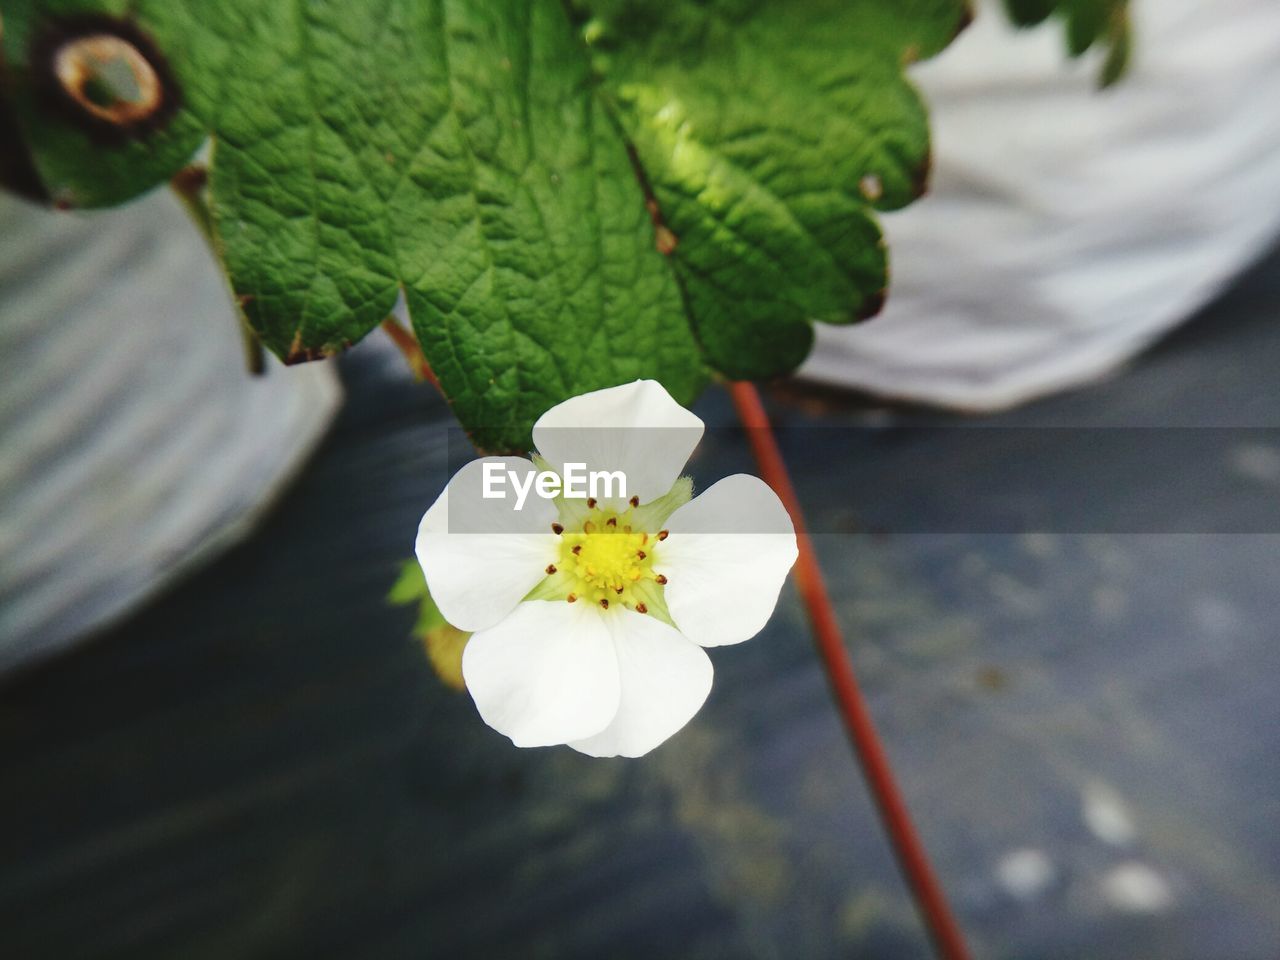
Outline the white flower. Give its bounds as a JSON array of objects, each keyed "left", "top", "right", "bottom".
[{"left": 416, "top": 380, "right": 798, "bottom": 757}]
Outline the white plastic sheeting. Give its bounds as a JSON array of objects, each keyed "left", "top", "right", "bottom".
[
  {"left": 0, "top": 190, "right": 342, "bottom": 670},
  {"left": 803, "top": 0, "right": 1280, "bottom": 409}
]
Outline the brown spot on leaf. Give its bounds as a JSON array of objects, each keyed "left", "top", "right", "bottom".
[
  {"left": 911, "top": 148, "right": 932, "bottom": 199},
  {"left": 654, "top": 225, "right": 678, "bottom": 255},
  {"left": 284, "top": 331, "right": 328, "bottom": 365},
  {"left": 31, "top": 14, "right": 181, "bottom": 145},
  {"left": 284, "top": 346, "right": 328, "bottom": 365},
  {"left": 171, "top": 164, "right": 207, "bottom": 196},
  {"left": 859, "top": 173, "right": 883, "bottom": 203},
  {"left": 855, "top": 288, "right": 887, "bottom": 322},
  {"left": 627, "top": 144, "right": 680, "bottom": 258}
]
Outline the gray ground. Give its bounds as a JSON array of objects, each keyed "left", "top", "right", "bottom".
[{"left": 3, "top": 244, "right": 1279, "bottom": 959}]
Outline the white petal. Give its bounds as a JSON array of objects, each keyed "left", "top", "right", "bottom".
[
  {"left": 416, "top": 457, "right": 560, "bottom": 632},
  {"left": 655, "top": 474, "right": 798, "bottom": 647},
  {"left": 462, "top": 600, "right": 621, "bottom": 748},
  {"left": 532, "top": 380, "right": 704, "bottom": 506},
  {"left": 569, "top": 609, "right": 713, "bottom": 758}
]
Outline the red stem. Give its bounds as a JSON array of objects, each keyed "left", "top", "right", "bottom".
[
  {"left": 381, "top": 316, "right": 440, "bottom": 388},
  {"left": 729, "top": 381, "right": 972, "bottom": 960}
]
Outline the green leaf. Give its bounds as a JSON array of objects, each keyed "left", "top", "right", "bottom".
[
  {"left": 3, "top": 0, "right": 709, "bottom": 449},
  {"left": 1003, "top": 0, "right": 1131, "bottom": 88},
  {"left": 2, "top": 0, "right": 970, "bottom": 447},
  {"left": 387, "top": 558, "right": 431, "bottom": 606},
  {"left": 1003, "top": 0, "right": 1056, "bottom": 26},
  {"left": 387, "top": 559, "right": 468, "bottom": 690},
  {"left": 386, "top": 558, "right": 448, "bottom": 637},
  {"left": 0, "top": 0, "right": 207, "bottom": 205},
  {"left": 1097, "top": 9, "right": 1131, "bottom": 90},
  {"left": 174, "top": 0, "right": 710, "bottom": 450},
  {"left": 580, "top": 0, "right": 968, "bottom": 379}
]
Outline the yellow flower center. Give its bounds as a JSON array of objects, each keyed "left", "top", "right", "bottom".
[
  {"left": 530, "top": 476, "right": 690, "bottom": 619},
  {"left": 557, "top": 510, "right": 665, "bottom": 611}
]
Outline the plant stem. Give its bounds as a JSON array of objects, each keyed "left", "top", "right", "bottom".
[
  {"left": 728, "top": 380, "right": 972, "bottom": 960},
  {"left": 380, "top": 315, "right": 440, "bottom": 388}
]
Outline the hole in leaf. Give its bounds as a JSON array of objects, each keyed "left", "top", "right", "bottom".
[
  {"left": 54, "top": 34, "right": 160, "bottom": 124},
  {"left": 30, "top": 15, "right": 181, "bottom": 144}
]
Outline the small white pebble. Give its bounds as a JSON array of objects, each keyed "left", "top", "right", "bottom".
[
  {"left": 1020, "top": 532, "right": 1058, "bottom": 558},
  {"left": 1082, "top": 780, "right": 1137, "bottom": 847},
  {"left": 1190, "top": 596, "right": 1240, "bottom": 638},
  {"left": 1102, "top": 861, "right": 1174, "bottom": 913},
  {"left": 1230, "top": 443, "right": 1280, "bottom": 485},
  {"left": 996, "top": 848, "right": 1056, "bottom": 901}
]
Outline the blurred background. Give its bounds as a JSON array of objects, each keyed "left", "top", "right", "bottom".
[{"left": 3, "top": 0, "right": 1280, "bottom": 957}]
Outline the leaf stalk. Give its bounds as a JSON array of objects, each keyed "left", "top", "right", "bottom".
[{"left": 728, "top": 380, "right": 972, "bottom": 960}]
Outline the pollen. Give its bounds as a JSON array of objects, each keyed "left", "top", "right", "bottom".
[
  {"left": 558, "top": 507, "right": 666, "bottom": 611},
  {"left": 572, "top": 529, "right": 644, "bottom": 588}
]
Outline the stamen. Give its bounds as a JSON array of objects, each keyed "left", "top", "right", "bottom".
[
  {"left": 657, "top": 530, "right": 669, "bottom": 541},
  {"left": 553, "top": 509, "right": 670, "bottom": 611},
  {"left": 636, "top": 602, "right": 648, "bottom": 614},
  {"left": 629, "top": 495, "right": 640, "bottom": 508},
  {"left": 551, "top": 522, "right": 564, "bottom": 535},
  {"left": 586, "top": 497, "right": 597, "bottom": 509}
]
